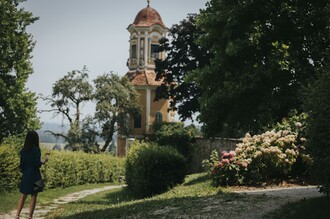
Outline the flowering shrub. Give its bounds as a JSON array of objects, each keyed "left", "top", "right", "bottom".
[
  {"left": 235, "top": 130, "right": 311, "bottom": 183},
  {"left": 204, "top": 116, "right": 312, "bottom": 186},
  {"left": 203, "top": 150, "right": 247, "bottom": 186}
]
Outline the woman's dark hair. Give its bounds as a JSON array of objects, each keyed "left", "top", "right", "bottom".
[{"left": 23, "top": 130, "right": 40, "bottom": 150}]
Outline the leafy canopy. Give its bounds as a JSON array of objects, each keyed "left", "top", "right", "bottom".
[
  {"left": 196, "top": 0, "right": 329, "bottom": 137},
  {"left": 155, "top": 14, "right": 212, "bottom": 120},
  {"left": 304, "top": 51, "right": 330, "bottom": 195},
  {"left": 0, "top": 0, "right": 40, "bottom": 142},
  {"left": 42, "top": 66, "right": 94, "bottom": 151},
  {"left": 94, "top": 73, "right": 141, "bottom": 152}
]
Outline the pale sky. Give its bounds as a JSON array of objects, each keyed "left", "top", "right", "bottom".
[{"left": 21, "top": 0, "right": 208, "bottom": 124}]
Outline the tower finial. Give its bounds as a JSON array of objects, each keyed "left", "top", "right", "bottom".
[{"left": 147, "top": 0, "right": 150, "bottom": 7}]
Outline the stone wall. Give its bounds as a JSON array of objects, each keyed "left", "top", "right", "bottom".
[{"left": 190, "top": 137, "right": 242, "bottom": 173}]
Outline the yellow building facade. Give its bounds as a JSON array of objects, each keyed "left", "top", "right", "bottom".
[{"left": 117, "top": 2, "right": 175, "bottom": 156}]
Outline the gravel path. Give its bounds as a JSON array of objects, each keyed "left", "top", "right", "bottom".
[
  {"left": 0, "top": 185, "right": 124, "bottom": 219},
  {"left": 232, "top": 185, "right": 323, "bottom": 219}
]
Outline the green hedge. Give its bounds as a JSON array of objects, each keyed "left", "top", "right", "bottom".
[
  {"left": 42, "top": 150, "right": 125, "bottom": 188},
  {"left": 0, "top": 144, "right": 21, "bottom": 192},
  {"left": 126, "top": 141, "right": 187, "bottom": 198},
  {"left": 0, "top": 144, "right": 125, "bottom": 192}
]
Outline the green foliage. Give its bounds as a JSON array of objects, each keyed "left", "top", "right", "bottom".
[
  {"left": 94, "top": 73, "right": 141, "bottom": 152},
  {"left": 203, "top": 150, "right": 246, "bottom": 186},
  {"left": 53, "top": 67, "right": 93, "bottom": 151},
  {"left": 0, "top": 145, "right": 21, "bottom": 192},
  {"left": 155, "top": 14, "right": 212, "bottom": 120},
  {"left": 43, "top": 69, "right": 141, "bottom": 153},
  {"left": 304, "top": 55, "right": 330, "bottom": 195},
  {"left": 125, "top": 141, "right": 187, "bottom": 198},
  {"left": 204, "top": 125, "right": 312, "bottom": 186},
  {"left": 0, "top": 144, "right": 125, "bottom": 192},
  {"left": 273, "top": 111, "right": 308, "bottom": 135},
  {"left": 154, "top": 122, "right": 197, "bottom": 160},
  {"left": 196, "top": 0, "right": 329, "bottom": 137},
  {"left": 43, "top": 66, "right": 96, "bottom": 152},
  {"left": 2, "top": 134, "right": 25, "bottom": 152},
  {"left": 42, "top": 150, "right": 125, "bottom": 188},
  {"left": 0, "top": 0, "right": 40, "bottom": 142}
]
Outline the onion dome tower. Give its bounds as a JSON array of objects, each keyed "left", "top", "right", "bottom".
[
  {"left": 126, "top": 0, "right": 167, "bottom": 73},
  {"left": 117, "top": 1, "right": 175, "bottom": 156}
]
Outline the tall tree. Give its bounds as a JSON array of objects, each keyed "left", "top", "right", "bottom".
[
  {"left": 196, "top": 0, "right": 329, "bottom": 137},
  {"left": 0, "top": 0, "right": 39, "bottom": 142},
  {"left": 304, "top": 50, "right": 330, "bottom": 194},
  {"left": 43, "top": 66, "right": 94, "bottom": 151},
  {"left": 155, "top": 14, "right": 212, "bottom": 120},
  {"left": 94, "top": 73, "right": 141, "bottom": 152}
]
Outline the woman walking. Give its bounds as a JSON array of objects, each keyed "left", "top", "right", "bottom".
[{"left": 16, "top": 130, "right": 49, "bottom": 219}]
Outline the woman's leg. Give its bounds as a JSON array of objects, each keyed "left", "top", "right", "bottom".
[
  {"left": 28, "top": 193, "right": 38, "bottom": 218},
  {"left": 16, "top": 194, "right": 27, "bottom": 218}
]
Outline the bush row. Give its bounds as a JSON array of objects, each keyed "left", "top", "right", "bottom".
[
  {"left": 0, "top": 144, "right": 125, "bottom": 192},
  {"left": 41, "top": 150, "right": 125, "bottom": 188}
]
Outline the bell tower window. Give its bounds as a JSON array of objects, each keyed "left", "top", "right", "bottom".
[
  {"left": 151, "top": 44, "right": 159, "bottom": 59},
  {"left": 131, "top": 45, "right": 137, "bottom": 59}
]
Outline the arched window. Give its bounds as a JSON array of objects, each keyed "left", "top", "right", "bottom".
[
  {"left": 134, "top": 114, "right": 141, "bottom": 128},
  {"left": 155, "top": 112, "right": 163, "bottom": 123}
]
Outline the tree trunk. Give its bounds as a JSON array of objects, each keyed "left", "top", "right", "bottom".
[{"left": 100, "top": 118, "right": 116, "bottom": 152}]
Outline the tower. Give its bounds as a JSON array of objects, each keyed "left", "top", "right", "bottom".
[{"left": 116, "top": 1, "right": 175, "bottom": 156}]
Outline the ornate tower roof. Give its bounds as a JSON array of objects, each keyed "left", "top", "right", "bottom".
[
  {"left": 126, "top": 1, "right": 168, "bottom": 86},
  {"left": 131, "top": 6, "right": 167, "bottom": 29}
]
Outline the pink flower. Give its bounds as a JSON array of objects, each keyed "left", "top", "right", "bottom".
[
  {"left": 222, "top": 150, "right": 228, "bottom": 155},
  {"left": 217, "top": 162, "right": 223, "bottom": 168},
  {"left": 229, "top": 157, "right": 235, "bottom": 162},
  {"left": 229, "top": 151, "right": 236, "bottom": 157},
  {"left": 211, "top": 169, "right": 217, "bottom": 174},
  {"left": 222, "top": 159, "right": 229, "bottom": 164},
  {"left": 236, "top": 161, "right": 241, "bottom": 165},
  {"left": 241, "top": 162, "right": 248, "bottom": 168}
]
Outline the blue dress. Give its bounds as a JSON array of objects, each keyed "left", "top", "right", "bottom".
[{"left": 19, "top": 147, "right": 43, "bottom": 194}]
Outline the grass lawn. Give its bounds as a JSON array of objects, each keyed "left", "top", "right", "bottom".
[
  {"left": 0, "top": 183, "right": 117, "bottom": 214},
  {"left": 266, "top": 196, "right": 330, "bottom": 219},
  {"left": 46, "top": 173, "right": 274, "bottom": 218}
]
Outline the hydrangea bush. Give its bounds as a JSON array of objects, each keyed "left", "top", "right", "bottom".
[
  {"left": 204, "top": 114, "right": 312, "bottom": 186},
  {"left": 203, "top": 149, "right": 247, "bottom": 186}
]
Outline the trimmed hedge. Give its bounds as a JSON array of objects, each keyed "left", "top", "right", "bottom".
[
  {"left": 0, "top": 144, "right": 21, "bottom": 192},
  {"left": 0, "top": 144, "right": 125, "bottom": 192},
  {"left": 126, "top": 141, "right": 187, "bottom": 198},
  {"left": 42, "top": 150, "right": 125, "bottom": 188}
]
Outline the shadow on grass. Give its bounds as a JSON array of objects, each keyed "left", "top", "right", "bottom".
[
  {"left": 266, "top": 196, "right": 330, "bottom": 219},
  {"left": 50, "top": 187, "right": 263, "bottom": 219}
]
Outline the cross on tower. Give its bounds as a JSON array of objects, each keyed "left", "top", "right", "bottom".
[{"left": 147, "top": 0, "right": 150, "bottom": 7}]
